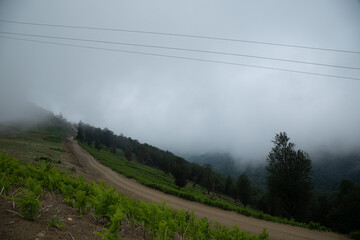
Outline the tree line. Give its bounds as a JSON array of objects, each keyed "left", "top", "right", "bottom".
[{"left": 76, "top": 122, "right": 242, "bottom": 196}]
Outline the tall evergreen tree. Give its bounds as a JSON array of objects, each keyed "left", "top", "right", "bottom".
[
  {"left": 76, "top": 121, "right": 84, "bottom": 141},
  {"left": 266, "top": 132, "right": 313, "bottom": 220},
  {"left": 173, "top": 157, "right": 188, "bottom": 189},
  {"left": 225, "top": 175, "right": 233, "bottom": 195},
  {"left": 237, "top": 173, "right": 251, "bottom": 206},
  {"left": 203, "top": 164, "right": 215, "bottom": 194}
]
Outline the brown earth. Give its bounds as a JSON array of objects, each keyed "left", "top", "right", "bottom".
[{"left": 62, "top": 137, "right": 350, "bottom": 240}]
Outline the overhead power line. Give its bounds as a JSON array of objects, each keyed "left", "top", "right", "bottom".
[
  {"left": 1, "top": 19, "right": 359, "bottom": 55},
  {"left": 1, "top": 35, "right": 359, "bottom": 81},
  {"left": 1, "top": 30, "right": 358, "bottom": 70}
]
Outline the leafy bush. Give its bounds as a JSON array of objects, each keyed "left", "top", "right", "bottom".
[
  {"left": 96, "top": 207, "right": 125, "bottom": 240},
  {"left": 75, "top": 190, "right": 91, "bottom": 214},
  {"left": 93, "top": 185, "right": 119, "bottom": 219},
  {"left": 13, "top": 188, "right": 41, "bottom": 221}
]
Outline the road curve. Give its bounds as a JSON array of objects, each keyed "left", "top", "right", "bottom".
[{"left": 64, "top": 137, "right": 349, "bottom": 240}]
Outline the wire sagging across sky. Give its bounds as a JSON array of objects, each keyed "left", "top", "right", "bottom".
[
  {"left": 1, "top": 19, "right": 360, "bottom": 55},
  {"left": 0, "top": 34, "right": 359, "bottom": 81},
  {"left": 0, "top": 30, "right": 359, "bottom": 71}
]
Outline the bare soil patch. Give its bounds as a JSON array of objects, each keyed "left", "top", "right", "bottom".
[{"left": 0, "top": 190, "right": 148, "bottom": 240}]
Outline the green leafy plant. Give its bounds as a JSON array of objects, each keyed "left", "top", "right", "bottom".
[
  {"left": 93, "top": 185, "right": 119, "bottom": 219},
  {"left": 48, "top": 208, "right": 65, "bottom": 229},
  {"left": 96, "top": 207, "right": 125, "bottom": 240},
  {"left": 13, "top": 188, "right": 41, "bottom": 221},
  {"left": 75, "top": 190, "right": 90, "bottom": 214}
]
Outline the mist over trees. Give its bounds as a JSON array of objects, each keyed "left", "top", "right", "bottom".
[{"left": 77, "top": 122, "right": 226, "bottom": 194}]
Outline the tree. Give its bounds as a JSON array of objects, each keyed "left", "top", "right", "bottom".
[
  {"left": 266, "top": 132, "right": 313, "bottom": 220},
  {"left": 173, "top": 157, "right": 188, "bottom": 189},
  {"left": 225, "top": 175, "right": 233, "bottom": 195},
  {"left": 329, "top": 180, "right": 360, "bottom": 233},
  {"left": 237, "top": 173, "right": 252, "bottom": 206},
  {"left": 76, "top": 121, "right": 84, "bottom": 141},
  {"left": 203, "top": 164, "right": 215, "bottom": 194}
]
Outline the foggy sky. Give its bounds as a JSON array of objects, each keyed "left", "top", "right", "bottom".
[{"left": 1, "top": 0, "right": 360, "bottom": 161}]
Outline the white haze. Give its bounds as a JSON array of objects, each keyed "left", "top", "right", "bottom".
[{"left": 0, "top": 0, "right": 360, "bottom": 162}]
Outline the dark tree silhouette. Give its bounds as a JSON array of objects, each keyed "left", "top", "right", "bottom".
[
  {"left": 203, "top": 164, "right": 215, "bottom": 194},
  {"left": 173, "top": 157, "right": 188, "bottom": 189},
  {"left": 266, "top": 132, "right": 313, "bottom": 220},
  {"left": 237, "top": 173, "right": 252, "bottom": 206},
  {"left": 225, "top": 175, "right": 233, "bottom": 195}
]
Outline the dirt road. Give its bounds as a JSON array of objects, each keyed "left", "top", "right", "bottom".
[{"left": 63, "top": 137, "right": 349, "bottom": 240}]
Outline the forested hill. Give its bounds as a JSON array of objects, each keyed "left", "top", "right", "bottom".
[
  {"left": 312, "top": 152, "right": 360, "bottom": 191},
  {"left": 76, "top": 122, "right": 230, "bottom": 194},
  {"left": 188, "top": 152, "right": 360, "bottom": 192}
]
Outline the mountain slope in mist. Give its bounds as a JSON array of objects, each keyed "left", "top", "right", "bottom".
[{"left": 188, "top": 152, "right": 360, "bottom": 191}]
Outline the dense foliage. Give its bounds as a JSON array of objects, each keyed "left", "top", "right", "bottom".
[{"left": 0, "top": 152, "right": 270, "bottom": 240}]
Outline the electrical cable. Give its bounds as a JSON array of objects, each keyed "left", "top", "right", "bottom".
[
  {"left": 1, "top": 30, "right": 358, "bottom": 70},
  {"left": 1, "top": 34, "right": 359, "bottom": 81},
  {"left": 1, "top": 19, "right": 359, "bottom": 54}
]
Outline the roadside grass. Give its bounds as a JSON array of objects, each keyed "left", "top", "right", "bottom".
[{"left": 80, "top": 142, "right": 331, "bottom": 232}]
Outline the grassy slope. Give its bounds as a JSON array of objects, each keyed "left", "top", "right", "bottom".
[
  {"left": 80, "top": 143, "right": 331, "bottom": 231},
  {"left": 0, "top": 126, "right": 66, "bottom": 164}
]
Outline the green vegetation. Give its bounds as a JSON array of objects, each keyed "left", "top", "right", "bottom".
[
  {"left": 48, "top": 208, "right": 65, "bottom": 229},
  {"left": 80, "top": 142, "right": 330, "bottom": 231},
  {"left": 43, "top": 136, "right": 62, "bottom": 143},
  {"left": 0, "top": 152, "right": 270, "bottom": 239},
  {"left": 0, "top": 129, "right": 66, "bottom": 163},
  {"left": 11, "top": 188, "right": 41, "bottom": 221}
]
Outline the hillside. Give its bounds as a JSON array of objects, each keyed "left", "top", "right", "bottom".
[
  {"left": 0, "top": 111, "right": 358, "bottom": 239},
  {"left": 0, "top": 120, "right": 273, "bottom": 239},
  {"left": 0, "top": 124, "right": 351, "bottom": 240}
]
